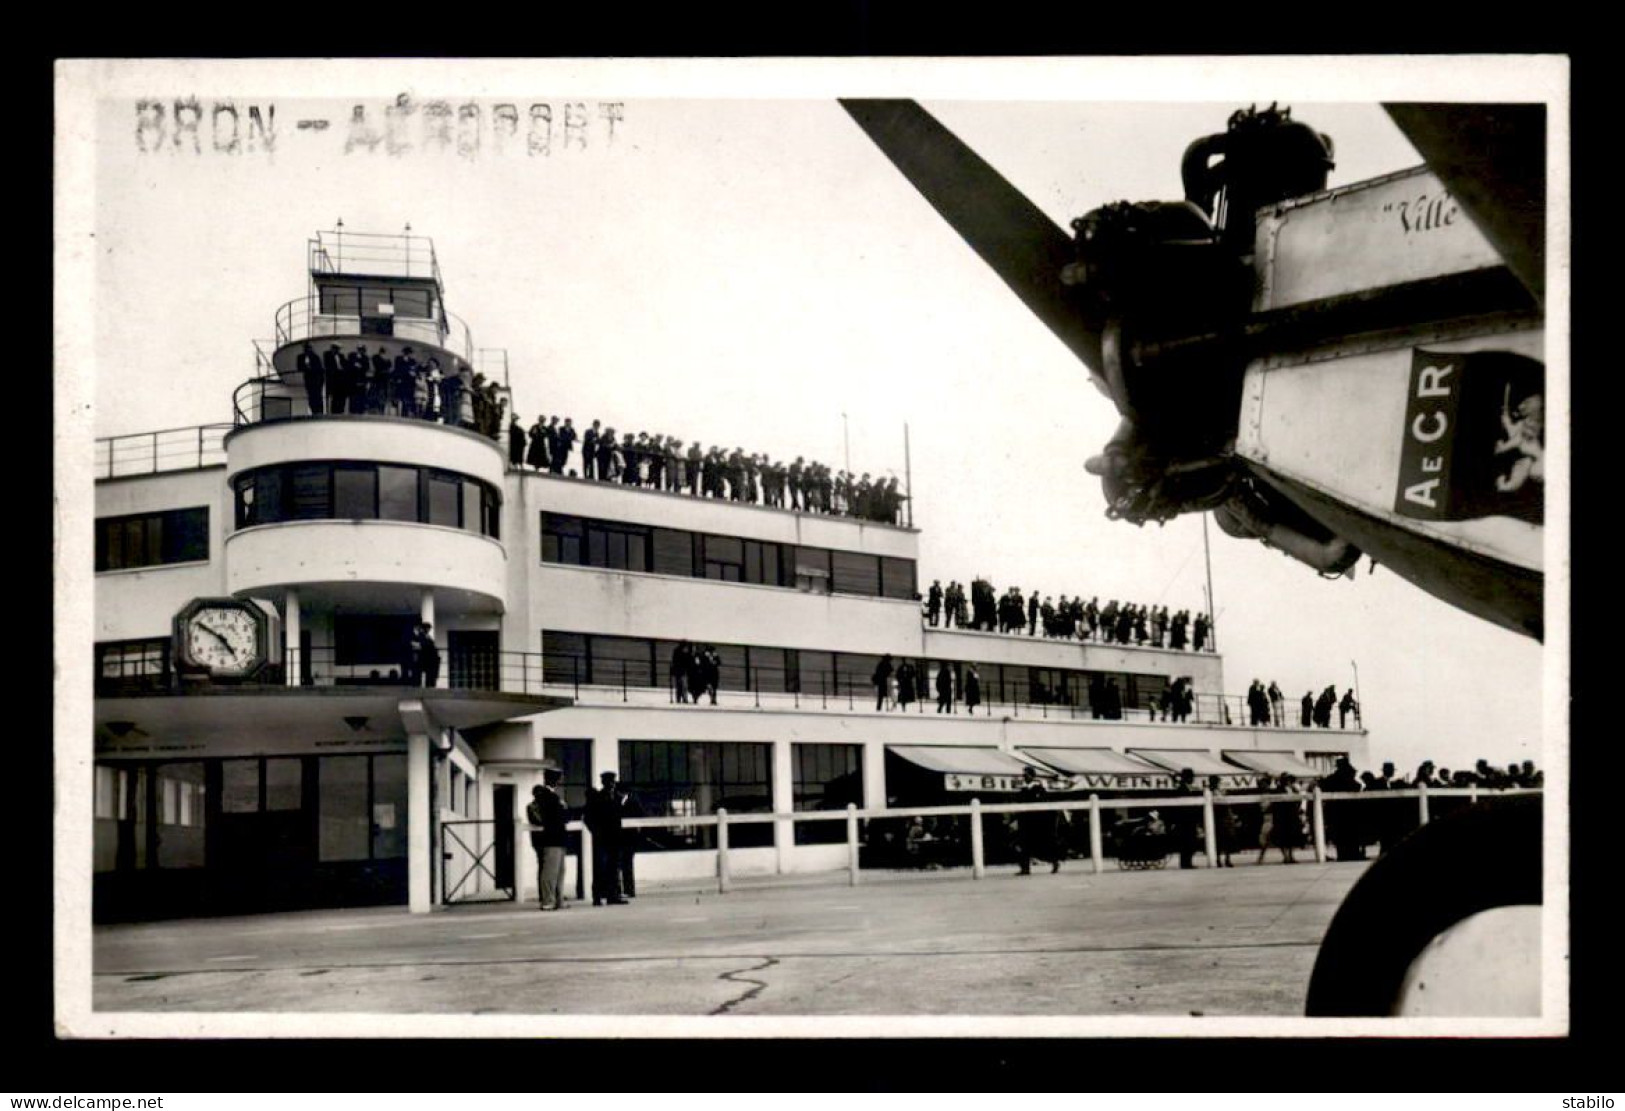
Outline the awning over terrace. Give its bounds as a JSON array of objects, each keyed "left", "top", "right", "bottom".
[
  {"left": 887, "top": 745, "right": 1057, "bottom": 794},
  {"left": 1129, "top": 748, "right": 1254, "bottom": 779},
  {"left": 1016, "top": 747, "right": 1176, "bottom": 790},
  {"left": 1220, "top": 750, "right": 1326, "bottom": 780}
]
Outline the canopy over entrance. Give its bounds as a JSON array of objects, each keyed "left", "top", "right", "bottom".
[{"left": 1221, "top": 750, "right": 1326, "bottom": 779}]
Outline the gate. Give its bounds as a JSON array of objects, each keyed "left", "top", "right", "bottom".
[{"left": 440, "top": 819, "right": 516, "bottom": 904}]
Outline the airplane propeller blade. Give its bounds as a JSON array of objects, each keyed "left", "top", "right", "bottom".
[
  {"left": 1383, "top": 103, "right": 1545, "bottom": 303},
  {"left": 839, "top": 99, "right": 1105, "bottom": 376}
]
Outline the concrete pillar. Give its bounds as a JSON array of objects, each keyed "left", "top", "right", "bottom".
[
  {"left": 846, "top": 804, "right": 860, "bottom": 887},
  {"left": 284, "top": 589, "right": 301, "bottom": 687},
  {"left": 1088, "top": 794, "right": 1104, "bottom": 875},
  {"left": 717, "top": 808, "right": 732, "bottom": 894},
  {"left": 970, "top": 798, "right": 985, "bottom": 879},
  {"left": 1311, "top": 787, "right": 1327, "bottom": 863},
  {"left": 862, "top": 742, "right": 887, "bottom": 810},
  {"left": 591, "top": 735, "right": 618, "bottom": 781},
  {"left": 407, "top": 731, "right": 432, "bottom": 913},
  {"left": 1202, "top": 788, "right": 1218, "bottom": 868},
  {"left": 772, "top": 739, "right": 794, "bottom": 874}
]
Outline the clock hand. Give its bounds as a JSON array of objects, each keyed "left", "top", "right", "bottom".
[{"left": 198, "top": 623, "right": 233, "bottom": 649}]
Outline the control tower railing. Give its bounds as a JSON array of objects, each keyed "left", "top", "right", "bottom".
[
  {"left": 94, "top": 425, "right": 232, "bottom": 479},
  {"left": 308, "top": 229, "right": 442, "bottom": 288},
  {"left": 273, "top": 296, "right": 475, "bottom": 365}
]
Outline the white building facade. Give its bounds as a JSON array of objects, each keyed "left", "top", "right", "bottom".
[{"left": 92, "top": 231, "right": 1369, "bottom": 921}]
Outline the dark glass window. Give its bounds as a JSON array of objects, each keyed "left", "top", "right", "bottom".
[
  {"left": 794, "top": 546, "right": 832, "bottom": 593},
  {"left": 319, "top": 756, "right": 371, "bottom": 862},
  {"left": 589, "top": 635, "right": 653, "bottom": 687},
  {"left": 333, "top": 466, "right": 377, "bottom": 519},
  {"left": 880, "top": 556, "right": 917, "bottom": 600},
  {"left": 701, "top": 535, "right": 744, "bottom": 581},
  {"left": 542, "top": 513, "right": 585, "bottom": 564},
  {"left": 391, "top": 288, "right": 432, "bottom": 319},
  {"left": 377, "top": 466, "right": 418, "bottom": 522},
  {"left": 543, "top": 739, "right": 593, "bottom": 811},
  {"left": 542, "top": 630, "right": 588, "bottom": 685},
  {"left": 831, "top": 551, "right": 881, "bottom": 595},
  {"left": 290, "top": 464, "right": 331, "bottom": 520},
  {"left": 360, "top": 287, "right": 394, "bottom": 315},
  {"left": 95, "top": 507, "right": 209, "bottom": 571},
  {"left": 585, "top": 521, "right": 650, "bottom": 571},
  {"left": 798, "top": 649, "right": 835, "bottom": 697},
  {"left": 318, "top": 286, "right": 360, "bottom": 315},
  {"left": 714, "top": 643, "right": 748, "bottom": 691},
  {"left": 462, "top": 482, "right": 483, "bottom": 537},
  {"left": 483, "top": 488, "right": 501, "bottom": 540},
  {"left": 254, "top": 471, "right": 283, "bottom": 525},
  {"left": 835, "top": 652, "right": 882, "bottom": 698},
  {"left": 747, "top": 646, "right": 789, "bottom": 693},
  {"left": 651, "top": 528, "right": 695, "bottom": 577},
  {"left": 96, "top": 639, "right": 171, "bottom": 694},
  {"left": 793, "top": 743, "right": 864, "bottom": 845},
  {"left": 427, "top": 473, "right": 460, "bottom": 528},
  {"left": 743, "top": 540, "right": 782, "bottom": 586},
  {"left": 619, "top": 740, "right": 773, "bottom": 851}
]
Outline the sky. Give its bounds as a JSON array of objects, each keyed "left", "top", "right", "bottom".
[{"left": 67, "top": 58, "right": 1562, "bottom": 776}]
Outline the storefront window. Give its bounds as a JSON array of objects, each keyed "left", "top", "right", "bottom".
[
  {"left": 319, "top": 756, "right": 371, "bottom": 862},
  {"left": 619, "top": 740, "right": 773, "bottom": 851},
  {"left": 793, "top": 744, "right": 863, "bottom": 845}
]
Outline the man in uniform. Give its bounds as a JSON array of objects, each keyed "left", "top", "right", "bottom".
[
  {"left": 583, "top": 771, "right": 628, "bottom": 906},
  {"left": 527, "top": 768, "right": 569, "bottom": 910}
]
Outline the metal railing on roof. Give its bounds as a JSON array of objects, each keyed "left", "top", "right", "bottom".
[
  {"left": 94, "top": 425, "right": 232, "bottom": 479},
  {"left": 309, "top": 229, "right": 442, "bottom": 287},
  {"left": 272, "top": 295, "right": 474, "bottom": 364}
]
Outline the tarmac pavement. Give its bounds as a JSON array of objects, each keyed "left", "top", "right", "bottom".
[{"left": 92, "top": 858, "right": 1371, "bottom": 1018}]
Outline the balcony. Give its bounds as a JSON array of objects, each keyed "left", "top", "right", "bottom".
[
  {"left": 95, "top": 425, "right": 231, "bottom": 479},
  {"left": 225, "top": 519, "right": 508, "bottom": 603}
]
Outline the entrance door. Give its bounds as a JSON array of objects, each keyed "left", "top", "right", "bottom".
[
  {"left": 211, "top": 757, "right": 317, "bottom": 913},
  {"left": 448, "top": 631, "right": 500, "bottom": 691},
  {"left": 493, "top": 784, "right": 516, "bottom": 889}
]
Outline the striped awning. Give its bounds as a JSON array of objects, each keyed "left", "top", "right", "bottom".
[
  {"left": 887, "top": 745, "right": 1063, "bottom": 793},
  {"left": 1017, "top": 747, "right": 1177, "bottom": 790}
]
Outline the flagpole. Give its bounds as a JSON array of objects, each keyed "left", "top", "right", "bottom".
[{"left": 1202, "top": 513, "right": 1217, "bottom": 652}]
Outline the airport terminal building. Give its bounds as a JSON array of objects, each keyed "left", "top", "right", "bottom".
[{"left": 91, "top": 231, "right": 1369, "bottom": 921}]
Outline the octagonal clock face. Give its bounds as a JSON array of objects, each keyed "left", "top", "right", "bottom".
[{"left": 176, "top": 599, "right": 266, "bottom": 678}]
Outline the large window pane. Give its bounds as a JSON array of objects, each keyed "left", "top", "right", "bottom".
[
  {"left": 222, "top": 760, "right": 260, "bottom": 813},
  {"left": 255, "top": 470, "right": 284, "bottom": 523},
  {"left": 793, "top": 744, "right": 863, "bottom": 844},
  {"left": 831, "top": 550, "right": 881, "bottom": 596},
  {"left": 463, "top": 482, "right": 483, "bottom": 536},
  {"left": 155, "top": 762, "right": 207, "bottom": 868},
  {"left": 881, "top": 557, "right": 917, "bottom": 600},
  {"left": 619, "top": 740, "right": 772, "bottom": 851},
  {"left": 378, "top": 466, "right": 418, "bottom": 522},
  {"left": 319, "top": 285, "right": 360, "bottom": 315},
  {"left": 589, "top": 636, "right": 653, "bottom": 687},
  {"left": 290, "top": 464, "right": 331, "bottom": 520},
  {"left": 319, "top": 756, "right": 371, "bottom": 862},
  {"left": 371, "top": 755, "right": 408, "bottom": 860},
  {"left": 427, "top": 474, "right": 460, "bottom": 528},
  {"left": 334, "top": 467, "right": 377, "bottom": 519},
  {"left": 542, "top": 630, "right": 587, "bottom": 685},
  {"left": 651, "top": 528, "right": 694, "bottom": 576},
  {"left": 265, "top": 758, "right": 303, "bottom": 811}
]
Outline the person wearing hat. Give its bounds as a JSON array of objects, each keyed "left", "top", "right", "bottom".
[
  {"left": 583, "top": 771, "right": 627, "bottom": 905},
  {"left": 527, "top": 767, "right": 569, "bottom": 910},
  {"left": 1172, "top": 768, "right": 1202, "bottom": 869},
  {"left": 1015, "top": 766, "right": 1062, "bottom": 875}
]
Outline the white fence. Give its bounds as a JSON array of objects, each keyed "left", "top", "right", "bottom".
[{"left": 498, "top": 785, "right": 1540, "bottom": 900}]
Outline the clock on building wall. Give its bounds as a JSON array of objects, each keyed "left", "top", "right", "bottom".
[{"left": 173, "top": 597, "right": 273, "bottom": 681}]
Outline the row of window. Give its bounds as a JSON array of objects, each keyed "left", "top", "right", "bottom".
[
  {"left": 233, "top": 461, "right": 501, "bottom": 538},
  {"left": 542, "top": 513, "right": 916, "bottom": 600},
  {"left": 540, "top": 630, "right": 1171, "bottom": 710},
  {"left": 95, "top": 507, "right": 209, "bottom": 572},
  {"left": 317, "top": 282, "right": 438, "bottom": 322}
]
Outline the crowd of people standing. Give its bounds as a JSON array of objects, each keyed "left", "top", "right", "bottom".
[
  {"left": 295, "top": 341, "right": 510, "bottom": 440},
  {"left": 923, "top": 579, "right": 1212, "bottom": 651},
  {"left": 508, "top": 416, "right": 907, "bottom": 525}
]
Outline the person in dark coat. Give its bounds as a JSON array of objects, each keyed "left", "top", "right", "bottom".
[
  {"left": 297, "top": 342, "right": 325, "bottom": 415},
  {"left": 700, "top": 645, "right": 720, "bottom": 705},
  {"left": 1028, "top": 590, "right": 1040, "bottom": 636},
  {"left": 582, "top": 420, "right": 600, "bottom": 480},
  {"left": 508, "top": 416, "right": 527, "bottom": 468},
  {"left": 1301, "top": 691, "right": 1315, "bottom": 727},
  {"left": 670, "top": 642, "right": 691, "bottom": 704},
  {"left": 935, "top": 662, "right": 954, "bottom": 714},
  {"left": 872, "top": 654, "right": 893, "bottom": 712},
  {"left": 583, "top": 771, "right": 627, "bottom": 905},
  {"left": 555, "top": 418, "right": 577, "bottom": 475},
  {"left": 964, "top": 664, "right": 982, "bottom": 715},
  {"left": 1321, "top": 756, "right": 1365, "bottom": 862},
  {"left": 1208, "top": 775, "right": 1239, "bottom": 867},
  {"left": 926, "top": 580, "right": 943, "bottom": 627},
  {"left": 526, "top": 417, "right": 549, "bottom": 471},
  {"left": 319, "top": 343, "right": 345, "bottom": 413},
  {"left": 896, "top": 660, "right": 916, "bottom": 709},
  {"left": 1015, "top": 766, "right": 1061, "bottom": 874},
  {"left": 1172, "top": 768, "right": 1203, "bottom": 869},
  {"left": 527, "top": 771, "right": 569, "bottom": 910},
  {"left": 411, "top": 622, "right": 440, "bottom": 689}
]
